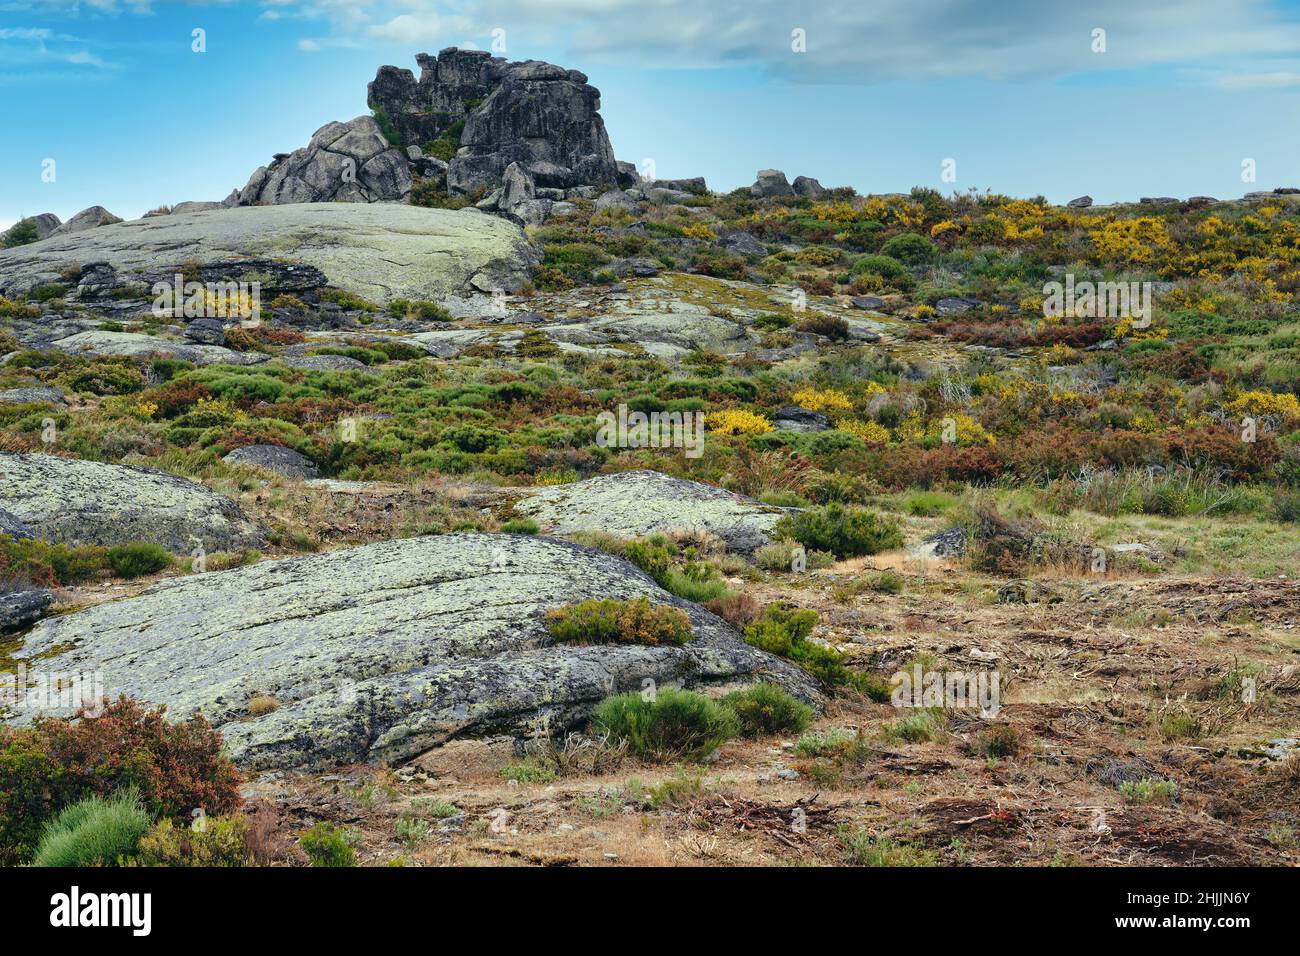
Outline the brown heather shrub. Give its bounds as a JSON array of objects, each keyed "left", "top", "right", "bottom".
[
  {"left": 1163, "top": 426, "right": 1278, "bottom": 480},
  {"left": 0, "top": 697, "right": 242, "bottom": 865},
  {"left": 704, "top": 591, "right": 760, "bottom": 630}
]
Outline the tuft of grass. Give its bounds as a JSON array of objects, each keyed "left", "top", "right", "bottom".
[
  {"left": 1119, "top": 778, "right": 1180, "bottom": 804},
  {"left": 841, "top": 828, "right": 939, "bottom": 866},
  {"left": 34, "top": 790, "right": 151, "bottom": 867},
  {"left": 880, "top": 709, "right": 948, "bottom": 744},
  {"left": 410, "top": 797, "right": 461, "bottom": 819},
  {"left": 106, "top": 542, "right": 173, "bottom": 579},
  {"left": 972, "top": 723, "right": 1025, "bottom": 758},
  {"left": 500, "top": 756, "right": 558, "bottom": 784}
]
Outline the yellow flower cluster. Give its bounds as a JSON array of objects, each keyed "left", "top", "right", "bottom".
[
  {"left": 1225, "top": 391, "right": 1300, "bottom": 422},
  {"left": 704, "top": 409, "right": 773, "bottom": 436},
  {"left": 1088, "top": 217, "right": 1172, "bottom": 265},
  {"left": 836, "top": 419, "right": 890, "bottom": 446},
  {"left": 791, "top": 387, "right": 853, "bottom": 413},
  {"left": 681, "top": 222, "right": 716, "bottom": 241}
]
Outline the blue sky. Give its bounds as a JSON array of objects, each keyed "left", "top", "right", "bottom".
[{"left": 6, "top": 0, "right": 1300, "bottom": 229}]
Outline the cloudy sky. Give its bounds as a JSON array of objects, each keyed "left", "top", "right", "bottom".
[{"left": 5, "top": 0, "right": 1300, "bottom": 227}]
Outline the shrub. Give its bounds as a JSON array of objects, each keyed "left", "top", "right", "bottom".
[
  {"left": 1119, "top": 778, "right": 1179, "bottom": 804},
  {"left": 387, "top": 299, "right": 453, "bottom": 322},
  {"left": 299, "top": 822, "right": 357, "bottom": 867},
  {"left": 33, "top": 791, "right": 151, "bottom": 867},
  {"left": 743, "top": 602, "right": 854, "bottom": 689},
  {"left": 880, "top": 232, "right": 935, "bottom": 265},
  {"left": 106, "top": 542, "right": 173, "bottom": 579},
  {"left": 500, "top": 756, "right": 559, "bottom": 784},
  {"left": 0, "top": 534, "right": 109, "bottom": 587},
  {"left": 591, "top": 689, "right": 739, "bottom": 761},
  {"left": 851, "top": 254, "right": 910, "bottom": 285},
  {"left": 546, "top": 596, "right": 693, "bottom": 646},
  {"left": 797, "top": 314, "right": 850, "bottom": 341},
  {"left": 705, "top": 408, "right": 773, "bottom": 435},
  {"left": 0, "top": 697, "right": 242, "bottom": 864},
  {"left": 396, "top": 815, "right": 431, "bottom": 846},
  {"left": 0, "top": 218, "right": 40, "bottom": 249},
  {"left": 880, "top": 710, "right": 947, "bottom": 744},
  {"left": 775, "top": 503, "right": 904, "bottom": 558},
  {"left": 134, "top": 815, "right": 252, "bottom": 866},
  {"left": 721, "top": 683, "right": 813, "bottom": 737},
  {"left": 972, "top": 724, "right": 1025, "bottom": 758}
]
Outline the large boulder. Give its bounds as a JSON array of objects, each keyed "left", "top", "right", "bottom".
[
  {"left": 0, "top": 589, "right": 52, "bottom": 636},
  {"left": 223, "top": 444, "right": 320, "bottom": 479},
  {"left": 6, "top": 534, "right": 821, "bottom": 768},
  {"left": 369, "top": 49, "right": 619, "bottom": 199},
  {"left": 511, "top": 470, "right": 788, "bottom": 553},
  {"left": 751, "top": 169, "right": 794, "bottom": 198},
  {"left": 0, "top": 204, "right": 538, "bottom": 304},
  {"left": 0, "top": 453, "right": 267, "bottom": 552},
  {"left": 51, "top": 206, "right": 121, "bottom": 236},
  {"left": 237, "top": 116, "right": 411, "bottom": 205}
]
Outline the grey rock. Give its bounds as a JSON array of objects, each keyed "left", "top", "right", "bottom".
[
  {"left": 935, "top": 296, "right": 982, "bottom": 316},
  {"left": 276, "top": 354, "right": 374, "bottom": 372},
  {"left": 644, "top": 187, "right": 691, "bottom": 204},
  {"left": 183, "top": 317, "right": 226, "bottom": 346},
  {"left": 0, "top": 204, "right": 536, "bottom": 305},
  {"left": 46, "top": 331, "right": 265, "bottom": 367},
  {"left": 849, "top": 294, "right": 886, "bottom": 311},
  {"left": 721, "top": 232, "right": 768, "bottom": 258},
  {"left": 649, "top": 177, "right": 706, "bottom": 194},
  {"left": 4, "top": 214, "right": 61, "bottom": 242},
  {"left": 51, "top": 206, "right": 121, "bottom": 236},
  {"left": 223, "top": 444, "right": 320, "bottom": 480},
  {"left": 511, "top": 470, "right": 787, "bottom": 553},
  {"left": 238, "top": 116, "right": 411, "bottom": 205},
  {"left": 6, "top": 534, "right": 821, "bottom": 768},
  {"left": 773, "top": 406, "right": 832, "bottom": 433},
  {"left": 1066, "top": 195, "right": 1093, "bottom": 208},
  {"left": 909, "top": 527, "right": 968, "bottom": 559},
  {"left": 593, "top": 189, "right": 639, "bottom": 215},
  {"left": 172, "top": 201, "right": 223, "bottom": 215},
  {"left": 547, "top": 201, "right": 578, "bottom": 219},
  {"left": 751, "top": 169, "right": 794, "bottom": 198},
  {"left": 0, "top": 507, "right": 34, "bottom": 540},
  {"left": 0, "top": 588, "right": 52, "bottom": 636},
  {"left": 1139, "top": 197, "right": 1178, "bottom": 205},
  {"left": 0, "top": 453, "right": 267, "bottom": 552},
  {"left": 792, "top": 176, "right": 826, "bottom": 198},
  {"left": 0, "top": 386, "right": 65, "bottom": 405}
]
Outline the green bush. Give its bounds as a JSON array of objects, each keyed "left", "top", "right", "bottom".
[
  {"left": 546, "top": 596, "right": 693, "bottom": 647},
  {"left": 300, "top": 822, "right": 357, "bottom": 867},
  {"left": 775, "top": 503, "right": 904, "bottom": 558},
  {"left": 106, "top": 542, "right": 173, "bottom": 579},
  {"left": 591, "top": 689, "right": 739, "bottom": 760},
  {"left": 387, "top": 299, "right": 453, "bottom": 322},
  {"left": 34, "top": 791, "right": 151, "bottom": 867},
  {"left": 134, "top": 815, "right": 252, "bottom": 866},
  {"left": 0, "top": 219, "right": 40, "bottom": 249},
  {"left": 721, "top": 683, "right": 813, "bottom": 737},
  {"left": 880, "top": 233, "right": 935, "bottom": 265},
  {"left": 743, "top": 603, "right": 863, "bottom": 689},
  {"left": 0, "top": 534, "right": 109, "bottom": 587},
  {"left": 851, "top": 254, "right": 910, "bottom": 284}
]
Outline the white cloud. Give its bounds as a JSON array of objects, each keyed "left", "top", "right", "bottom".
[{"left": 263, "top": 0, "right": 1300, "bottom": 86}]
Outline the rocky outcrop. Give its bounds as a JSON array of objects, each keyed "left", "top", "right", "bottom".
[
  {"left": 0, "top": 507, "right": 33, "bottom": 540},
  {"left": 6, "top": 534, "right": 821, "bottom": 768},
  {"left": 0, "top": 204, "right": 538, "bottom": 304},
  {"left": 511, "top": 470, "right": 787, "bottom": 553},
  {"left": 223, "top": 444, "right": 320, "bottom": 479},
  {"left": 369, "top": 49, "right": 619, "bottom": 199},
  {"left": 237, "top": 116, "right": 412, "bottom": 205},
  {"left": 0, "top": 589, "right": 52, "bottom": 636},
  {"left": 42, "top": 331, "right": 266, "bottom": 367},
  {"left": 0, "top": 453, "right": 267, "bottom": 552},
  {"left": 751, "top": 169, "right": 795, "bottom": 198},
  {"left": 52, "top": 206, "right": 121, "bottom": 236},
  {"left": 0, "top": 387, "right": 65, "bottom": 405},
  {"left": 773, "top": 406, "right": 832, "bottom": 433},
  {"left": 792, "top": 176, "right": 826, "bottom": 199}
]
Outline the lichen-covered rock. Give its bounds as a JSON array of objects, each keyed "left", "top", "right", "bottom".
[
  {"left": 223, "top": 444, "right": 320, "bottom": 479},
  {"left": 6, "top": 534, "right": 821, "bottom": 768},
  {"left": 0, "top": 507, "right": 33, "bottom": 540},
  {"left": 0, "top": 386, "right": 65, "bottom": 405},
  {"left": 0, "top": 204, "right": 537, "bottom": 305},
  {"left": 511, "top": 470, "right": 787, "bottom": 553},
  {"left": 44, "top": 331, "right": 266, "bottom": 367},
  {"left": 0, "top": 588, "right": 52, "bottom": 636},
  {"left": 0, "top": 453, "right": 267, "bottom": 552}
]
